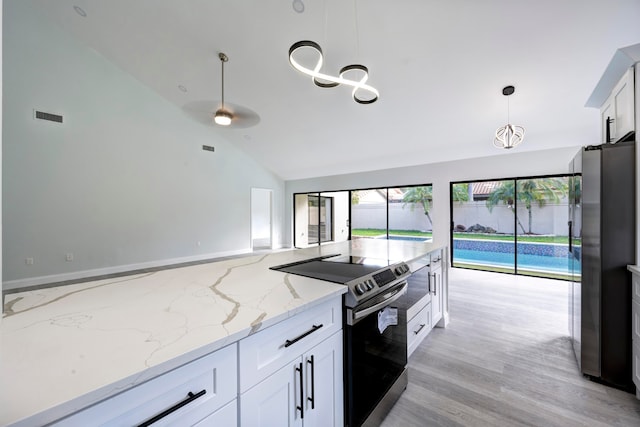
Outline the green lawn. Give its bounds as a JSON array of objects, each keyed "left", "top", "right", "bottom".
[
  {"left": 351, "top": 228, "right": 432, "bottom": 238},
  {"left": 351, "top": 229, "right": 576, "bottom": 245}
]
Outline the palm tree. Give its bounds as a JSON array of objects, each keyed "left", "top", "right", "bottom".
[
  {"left": 451, "top": 183, "right": 469, "bottom": 203},
  {"left": 486, "top": 178, "right": 568, "bottom": 234},
  {"left": 402, "top": 186, "right": 433, "bottom": 227}
]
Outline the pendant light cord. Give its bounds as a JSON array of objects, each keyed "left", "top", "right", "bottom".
[{"left": 354, "top": 0, "right": 360, "bottom": 59}]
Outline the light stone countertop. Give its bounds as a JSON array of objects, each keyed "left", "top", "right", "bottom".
[{"left": 0, "top": 239, "right": 439, "bottom": 426}]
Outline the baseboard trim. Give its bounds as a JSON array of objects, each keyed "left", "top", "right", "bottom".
[{"left": 3, "top": 248, "right": 253, "bottom": 292}]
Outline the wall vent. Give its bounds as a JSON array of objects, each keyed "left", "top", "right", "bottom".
[
  {"left": 202, "top": 145, "right": 215, "bottom": 152},
  {"left": 34, "top": 110, "right": 63, "bottom": 123}
]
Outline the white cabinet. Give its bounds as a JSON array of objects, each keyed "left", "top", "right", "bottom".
[
  {"left": 239, "top": 296, "right": 344, "bottom": 427},
  {"left": 51, "top": 344, "right": 238, "bottom": 426},
  {"left": 600, "top": 68, "right": 635, "bottom": 143},
  {"left": 193, "top": 400, "right": 238, "bottom": 426},
  {"left": 429, "top": 250, "right": 444, "bottom": 327},
  {"left": 240, "top": 331, "right": 343, "bottom": 427},
  {"left": 407, "top": 302, "right": 431, "bottom": 357},
  {"left": 404, "top": 247, "right": 448, "bottom": 358}
]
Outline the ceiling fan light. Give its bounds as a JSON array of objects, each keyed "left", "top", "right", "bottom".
[{"left": 214, "top": 109, "right": 232, "bottom": 126}]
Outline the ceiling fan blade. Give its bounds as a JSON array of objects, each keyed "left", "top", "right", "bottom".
[{"left": 182, "top": 100, "right": 260, "bottom": 129}]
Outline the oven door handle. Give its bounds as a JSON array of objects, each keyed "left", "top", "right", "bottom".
[{"left": 349, "top": 281, "right": 408, "bottom": 325}]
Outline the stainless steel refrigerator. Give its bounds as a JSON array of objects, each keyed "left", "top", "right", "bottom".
[{"left": 568, "top": 141, "right": 636, "bottom": 391}]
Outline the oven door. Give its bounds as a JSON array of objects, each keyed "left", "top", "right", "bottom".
[{"left": 344, "top": 282, "right": 408, "bottom": 427}]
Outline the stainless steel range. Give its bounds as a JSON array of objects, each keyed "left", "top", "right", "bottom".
[{"left": 271, "top": 253, "right": 411, "bottom": 427}]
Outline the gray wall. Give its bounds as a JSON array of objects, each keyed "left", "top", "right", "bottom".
[
  {"left": 2, "top": 1, "right": 284, "bottom": 289},
  {"left": 285, "top": 147, "right": 583, "bottom": 249}
]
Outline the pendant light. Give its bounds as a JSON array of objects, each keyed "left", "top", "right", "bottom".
[
  {"left": 214, "top": 52, "right": 232, "bottom": 126},
  {"left": 494, "top": 85, "right": 525, "bottom": 149},
  {"left": 288, "top": 0, "right": 379, "bottom": 104}
]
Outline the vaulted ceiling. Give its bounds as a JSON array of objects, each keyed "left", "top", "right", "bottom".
[{"left": 31, "top": 0, "right": 640, "bottom": 179}]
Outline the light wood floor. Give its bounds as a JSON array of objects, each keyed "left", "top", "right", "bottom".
[{"left": 380, "top": 268, "right": 640, "bottom": 427}]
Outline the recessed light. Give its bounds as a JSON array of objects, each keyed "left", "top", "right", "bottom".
[
  {"left": 178, "top": 85, "right": 188, "bottom": 93},
  {"left": 73, "top": 5, "right": 87, "bottom": 17},
  {"left": 292, "top": 0, "right": 304, "bottom": 13}
]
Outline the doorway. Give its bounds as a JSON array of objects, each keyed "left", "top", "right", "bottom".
[{"left": 251, "top": 188, "right": 272, "bottom": 250}]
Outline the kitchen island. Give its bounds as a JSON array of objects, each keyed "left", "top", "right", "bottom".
[{"left": 0, "top": 239, "right": 445, "bottom": 426}]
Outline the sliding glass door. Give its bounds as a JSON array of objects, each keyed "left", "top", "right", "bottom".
[
  {"left": 293, "top": 191, "right": 349, "bottom": 248},
  {"left": 307, "top": 195, "right": 332, "bottom": 244},
  {"left": 452, "top": 180, "right": 515, "bottom": 274},
  {"left": 451, "top": 175, "right": 570, "bottom": 279},
  {"left": 515, "top": 177, "right": 570, "bottom": 278},
  {"left": 350, "top": 185, "right": 433, "bottom": 242}
]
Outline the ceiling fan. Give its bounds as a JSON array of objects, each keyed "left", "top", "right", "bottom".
[{"left": 182, "top": 52, "right": 260, "bottom": 129}]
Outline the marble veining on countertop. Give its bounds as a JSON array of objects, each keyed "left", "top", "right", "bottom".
[{"left": 0, "top": 239, "right": 438, "bottom": 426}]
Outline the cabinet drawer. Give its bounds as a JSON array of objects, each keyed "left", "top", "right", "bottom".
[
  {"left": 407, "top": 302, "right": 432, "bottom": 358},
  {"left": 239, "top": 296, "right": 342, "bottom": 393},
  {"left": 633, "top": 299, "right": 640, "bottom": 343},
  {"left": 52, "top": 344, "right": 237, "bottom": 426},
  {"left": 632, "top": 273, "right": 640, "bottom": 303},
  {"left": 193, "top": 399, "right": 237, "bottom": 427}
]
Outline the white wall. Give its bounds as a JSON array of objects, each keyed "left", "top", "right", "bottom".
[
  {"left": 453, "top": 200, "right": 572, "bottom": 235},
  {"left": 285, "top": 147, "right": 582, "bottom": 248},
  {"left": 352, "top": 203, "right": 433, "bottom": 232},
  {"left": 2, "top": 1, "right": 284, "bottom": 289},
  {"left": 1, "top": 0, "right": 3, "bottom": 309}
]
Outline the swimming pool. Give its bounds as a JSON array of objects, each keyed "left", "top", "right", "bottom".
[{"left": 453, "top": 239, "right": 581, "bottom": 274}]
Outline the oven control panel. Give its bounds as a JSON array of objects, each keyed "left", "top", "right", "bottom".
[{"left": 344, "top": 261, "right": 411, "bottom": 307}]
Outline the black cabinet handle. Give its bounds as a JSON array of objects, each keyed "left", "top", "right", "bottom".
[
  {"left": 606, "top": 116, "right": 614, "bottom": 142},
  {"left": 284, "top": 324, "right": 323, "bottom": 348},
  {"left": 296, "top": 362, "right": 304, "bottom": 419},
  {"left": 433, "top": 273, "right": 437, "bottom": 296},
  {"left": 414, "top": 323, "right": 426, "bottom": 335},
  {"left": 307, "top": 355, "right": 315, "bottom": 409},
  {"left": 137, "top": 389, "right": 206, "bottom": 427}
]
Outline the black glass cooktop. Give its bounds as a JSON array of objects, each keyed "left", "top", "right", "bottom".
[{"left": 270, "top": 254, "right": 395, "bottom": 284}]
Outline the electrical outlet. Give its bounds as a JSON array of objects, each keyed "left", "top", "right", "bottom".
[
  {"left": 65, "top": 253, "right": 74, "bottom": 262},
  {"left": 25, "top": 257, "right": 34, "bottom": 265}
]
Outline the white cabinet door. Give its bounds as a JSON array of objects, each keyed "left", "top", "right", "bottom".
[
  {"left": 431, "top": 267, "right": 443, "bottom": 326},
  {"left": 429, "top": 251, "right": 444, "bottom": 326},
  {"left": 303, "top": 331, "right": 343, "bottom": 427},
  {"left": 601, "top": 68, "right": 635, "bottom": 143},
  {"left": 407, "top": 302, "right": 432, "bottom": 358},
  {"left": 241, "top": 359, "right": 303, "bottom": 427},
  {"left": 601, "top": 96, "right": 616, "bottom": 143},
  {"left": 240, "top": 332, "right": 343, "bottom": 427}
]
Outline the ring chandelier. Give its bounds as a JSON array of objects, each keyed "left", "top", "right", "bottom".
[
  {"left": 494, "top": 85, "right": 525, "bottom": 149},
  {"left": 288, "top": 40, "right": 379, "bottom": 104}
]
